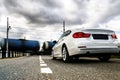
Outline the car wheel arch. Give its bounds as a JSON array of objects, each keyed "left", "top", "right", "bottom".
[
  {"left": 62, "top": 43, "right": 70, "bottom": 55},
  {"left": 61, "top": 43, "right": 71, "bottom": 62},
  {"left": 62, "top": 43, "right": 67, "bottom": 52}
]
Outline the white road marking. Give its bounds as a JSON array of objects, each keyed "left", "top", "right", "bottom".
[
  {"left": 39, "top": 56, "right": 52, "bottom": 74},
  {"left": 41, "top": 68, "right": 52, "bottom": 73},
  {"left": 40, "top": 61, "right": 45, "bottom": 64},
  {"left": 39, "top": 56, "right": 45, "bottom": 63},
  {"left": 40, "top": 63, "right": 47, "bottom": 66},
  {"left": 39, "top": 56, "right": 42, "bottom": 61}
]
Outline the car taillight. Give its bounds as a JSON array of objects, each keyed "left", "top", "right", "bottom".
[
  {"left": 73, "top": 32, "right": 90, "bottom": 38},
  {"left": 111, "top": 34, "right": 117, "bottom": 39}
]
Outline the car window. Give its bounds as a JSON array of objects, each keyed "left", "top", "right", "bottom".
[
  {"left": 64, "top": 30, "right": 71, "bottom": 37},
  {"left": 57, "top": 30, "right": 71, "bottom": 42},
  {"left": 57, "top": 34, "right": 64, "bottom": 42}
]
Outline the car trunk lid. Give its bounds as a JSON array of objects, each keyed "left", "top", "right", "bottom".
[{"left": 81, "top": 29, "right": 118, "bottom": 48}]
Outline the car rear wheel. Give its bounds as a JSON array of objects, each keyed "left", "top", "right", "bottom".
[
  {"left": 62, "top": 46, "right": 70, "bottom": 62},
  {"left": 98, "top": 55, "right": 111, "bottom": 62}
]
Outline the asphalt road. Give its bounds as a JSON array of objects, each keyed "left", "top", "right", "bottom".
[{"left": 0, "top": 55, "right": 120, "bottom": 80}]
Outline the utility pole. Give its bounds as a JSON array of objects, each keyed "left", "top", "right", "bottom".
[
  {"left": 6, "top": 17, "right": 11, "bottom": 58},
  {"left": 63, "top": 20, "right": 65, "bottom": 33}
]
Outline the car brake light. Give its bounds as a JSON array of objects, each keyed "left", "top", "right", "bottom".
[
  {"left": 111, "top": 34, "right": 117, "bottom": 39},
  {"left": 73, "top": 32, "right": 90, "bottom": 38}
]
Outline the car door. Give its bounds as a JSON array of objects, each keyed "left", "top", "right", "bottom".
[
  {"left": 53, "top": 33, "right": 65, "bottom": 57},
  {"left": 53, "top": 30, "right": 72, "bottom": 57}
]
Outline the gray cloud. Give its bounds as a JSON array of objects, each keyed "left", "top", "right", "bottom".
[
  {"left": 3, "top": 0, "right": 85, "bottom": 27},
  {"left": 3, "top": 0, "right": 120, "bottom": 27},
  {"left": 37, "top": 0, "right": 61, "bottom": 8},
  {"left": 1, "top": 0, "right": 120, "bottom": 40},
  {"left": 4, "top": 0, "right": 19, "bottom": 8},
  {"left": 101, "top": 0, "right": 120, "bottom": 23},
  {"left": 75, "top": 0, "right": 120, "bottom": 28}
]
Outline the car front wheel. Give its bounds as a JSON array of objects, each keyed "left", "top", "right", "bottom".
[{"left": 62, "top": 46, "right": 70, "bottom": 62}]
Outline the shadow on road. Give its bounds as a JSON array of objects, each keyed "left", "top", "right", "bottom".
[{"left": 52, "top": 58, "right": 120, "bottom": 64}]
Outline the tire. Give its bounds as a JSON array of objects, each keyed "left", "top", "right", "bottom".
[
  {"left": 62, "top": 46, "right": 70, "bottom": 62},
  {"left": 98, "top": 55, "right": 111, "bottom": 62},
  {"left": 51, "top": 50, "right": 56, "bottom": 60}
]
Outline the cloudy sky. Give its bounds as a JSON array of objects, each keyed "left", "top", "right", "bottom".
[{"left": 0, "top": 0, "right": 120, "bottom": 42}]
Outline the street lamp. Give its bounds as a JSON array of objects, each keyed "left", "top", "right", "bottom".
[{"left": 6, "top": 17, "right": 11, "bottom": 58}]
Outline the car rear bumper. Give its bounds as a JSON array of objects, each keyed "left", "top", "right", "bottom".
[
  {"left": 80, "top": 48, "right": 120, "bottom": 54},
  {"left": 70, "top": 48, "right": 120, "bottom": 57},
  {"left": 71, "top": 48, "right": 120, "bottom": 56}
]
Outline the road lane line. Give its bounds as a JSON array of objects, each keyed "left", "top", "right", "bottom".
[
  {"left": 40, "top": 61, "right": 45, "bottom": 64},
  {"left": 39, "top": 56, "right": 53, "bottom": 74},
  {"left": 39, "top": 56, "right": 42, "bottom": 61},
  {"left": 39, "top": 56, "right": 45, "bottom": 63},
  {"left": 41, "top": 68, "right": 52, "bottom": 74},
  {"left": 40, "top": 63, "right": 47, "bottom": 66}
]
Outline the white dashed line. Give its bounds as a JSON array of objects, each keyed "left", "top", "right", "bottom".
[
  {"left": 41, "top": 68, "right": 52, "bottom": 73},
  {"left": 40, "top": 61, "right": 45, "bottom": 64},
  {"left": 39, "top": 56, "right": 52, "bottom": 74},
  {"left": 40, "top": 63, "right": 47, "bottom": 67}
]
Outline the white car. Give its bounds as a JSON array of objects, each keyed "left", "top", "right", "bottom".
[{"left": 52, "top": 29, "right": 120, "bottom": 62}]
